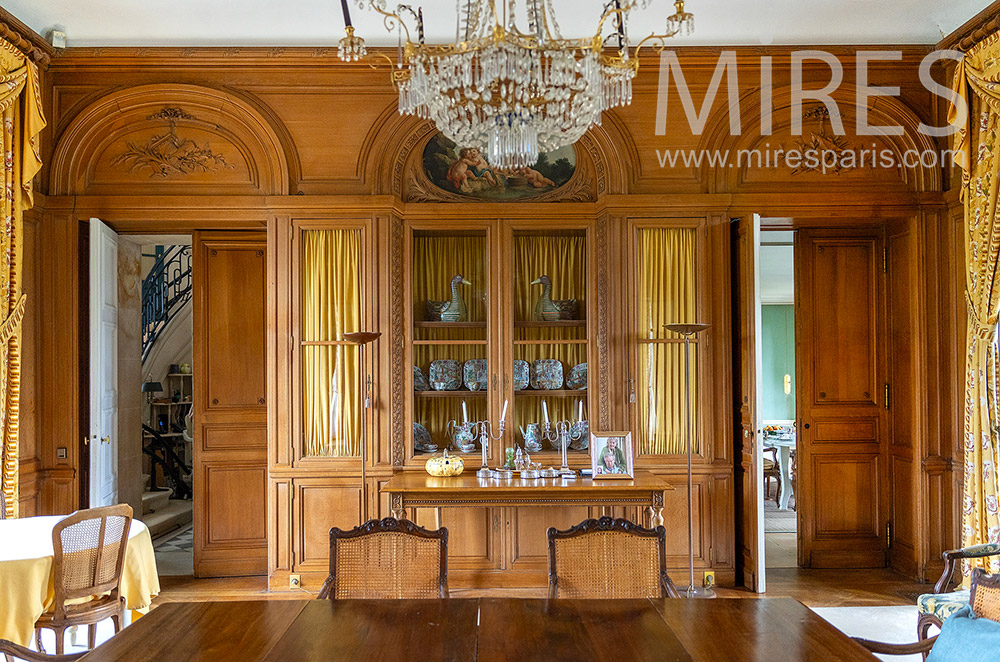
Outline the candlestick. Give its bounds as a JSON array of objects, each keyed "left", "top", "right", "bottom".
[
  {"left": 577, "top": 399, "right": 583, "bottom": 422},
  {"left": 543, "top": 420, "right": 582, "bottom": 478},
  {"left": 541, "top": 399, "right": 549, "bottom": 426},
  {"left": 500, "top": 398, "right": 508, "bottom": 422},
  {"left": 462, "top": 400, "right": 469, "bottom": 424},
  {"left": 471, "top": 417, "right": 507, "bottom": 479}
]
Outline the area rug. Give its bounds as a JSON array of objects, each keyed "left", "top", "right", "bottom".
[
  {"left": 764, "top": 497, "right": 797, "bottom": 533},
  {"left": 812, "top": 605, "right": 920, "bottom": 662}
]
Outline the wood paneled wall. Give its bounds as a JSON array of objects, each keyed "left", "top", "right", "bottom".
[{"left": 16, "top": 43, "right": 965, "bottom": 587}]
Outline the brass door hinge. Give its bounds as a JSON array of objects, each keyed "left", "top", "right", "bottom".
[
  {"left": 884, "top": 383, "right": 890, "bottom": 410},
  {"left": 886, "top": 521, "right": 893, "bottom": 549},
  {"left": 883, "top": 247, "right": 888, "bottom": 273}
]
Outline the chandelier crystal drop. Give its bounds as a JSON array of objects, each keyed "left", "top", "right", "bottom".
[{"left": 341, "top": 0, "right": 694, "bottom": 170}]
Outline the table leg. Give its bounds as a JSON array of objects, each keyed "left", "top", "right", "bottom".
[
  {"left": 649, "top": 506, "right": 664, "bottom": 527},
  {"left": 778, "top": 445, "right": 794, "bottom": 510},
  {"left": 390, "top": 494, "right": 405, "bottom": 520}
]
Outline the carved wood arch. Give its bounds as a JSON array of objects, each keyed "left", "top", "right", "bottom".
[
  {"left": 49, "top": 83, "right": 293, "bottom": 196},
  {"left": 697, "top": 83, "right": 941, "bottom": 194},
  {"left": 359, "top": 100, "right": 638, "bottom": 199}
]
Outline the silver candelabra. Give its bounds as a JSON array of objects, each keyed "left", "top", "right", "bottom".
[
  {"left": 471, "top": 419, "right": 507, "bottom": 478},
  {"left": 542, "top": 420, "right": 582, "bottom": 478}
]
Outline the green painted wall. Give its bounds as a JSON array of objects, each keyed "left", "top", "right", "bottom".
[{"left": 761, "top": 305, "right": 795, "bottom": 421}]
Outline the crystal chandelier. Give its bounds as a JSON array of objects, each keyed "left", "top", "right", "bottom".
[{"left": 339, "top": 0, "right": 694, "bottom": 169}]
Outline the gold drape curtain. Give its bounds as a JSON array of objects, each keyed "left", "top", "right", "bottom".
[
  {"left": 0, "top": 41, "right": 45, "bottom": 519},
  {"left": 635, "top": 228, "right": 697, "bottom": 455},
  {"left": 301, "top": 229, "right": 362, "bottom": 457},
  {"left": 952, "top": 33, "right": 1000, "bottom": 576}
]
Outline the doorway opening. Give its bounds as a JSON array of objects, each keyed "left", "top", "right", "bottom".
[
  {"left": 759, "top": 230, "right": 797, "bottom": 569},
  {"left": 83, "top": 222, "right": 195, "bottom": 576}
]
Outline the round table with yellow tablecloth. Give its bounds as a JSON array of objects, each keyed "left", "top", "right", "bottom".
[{"left": 0, "top": 515, "right": 160, "bottom": 647}]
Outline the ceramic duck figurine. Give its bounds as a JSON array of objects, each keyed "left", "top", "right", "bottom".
[
  {"left": 531, "top": 275, "right": 578, "bottom": 321},
  {"left": 427, "top": 274, "right": 471, "bottom": 322}
]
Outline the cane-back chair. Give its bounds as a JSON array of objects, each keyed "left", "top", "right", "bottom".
[
  {"left": 547, "top": 516, "right": 679, "bottom": 599},
  {"left": 317, "top": 518, "right": 448, "bottom": 600},
  {"left": 1, "top": 489, "right": 6, "bottom": 519},
  {"left": 34, "top": 504, "right": 133, "bottom": 655}
]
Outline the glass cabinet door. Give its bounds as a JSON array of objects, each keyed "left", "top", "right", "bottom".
[
  {"left": 300, "top": 228, "right": 363, "bottom": 458},
  {"left": 509, "top": 229, "right": 590, "bottom": 462},
  {"left": 411, "top": 229, "right": 490, "bottom": 457},
  {"left": 631, "top": 226, "right": 699, "bottom": 456}
]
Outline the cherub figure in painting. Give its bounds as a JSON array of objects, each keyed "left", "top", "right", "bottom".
[
  {"left": 446, "top": 147, "right": 500, "bottom": 191},
  {"left": 517, "top": 165, "right": 556, "bottom": 188}
]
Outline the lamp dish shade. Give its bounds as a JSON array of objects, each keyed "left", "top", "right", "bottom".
[
  {"left": 141, "top": 381, "right": 163, "bottom": 393},
  {"left": 343, "top": 332, "right": 381, "bottom": 345},
  {"left": 664, "top": 323, "right": 710, "bottom": 336}
]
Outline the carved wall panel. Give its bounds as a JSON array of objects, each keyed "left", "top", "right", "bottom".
[
  {"left": 700, "top": 84, "right": 941, "bottom": 194},
  {"left": 49, "top": 84, "right": 291, "bottom": 196}
]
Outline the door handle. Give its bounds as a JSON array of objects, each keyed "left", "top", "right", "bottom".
[
  {"left": 101, "top": 436, "right": 111, "bottom": 444},
  {"left": 802, "top": 423, "right": 810, "bottom": 429},
  {"left": 83, "top": 435, "right": 89, "bottom": 446}
]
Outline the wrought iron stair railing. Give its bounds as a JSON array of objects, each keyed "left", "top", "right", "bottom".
[{"left": 142, "top": 245, "right": 192, "bottom": 362}]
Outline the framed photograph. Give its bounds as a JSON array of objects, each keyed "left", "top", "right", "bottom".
[{"left": 590, "top": 431, "right": 634, "bottom": 479}]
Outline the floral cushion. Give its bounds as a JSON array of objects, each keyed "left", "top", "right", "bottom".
[
  {"left": 956, "top": 543, "right": 1000, "bottom": 558},
  {"left": 918, "top": 590, "right": 971, "bottom": 622}
]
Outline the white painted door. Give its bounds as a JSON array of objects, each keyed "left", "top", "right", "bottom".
[{"left": 89, "top": 218, "right": 119, "bottom": 507}]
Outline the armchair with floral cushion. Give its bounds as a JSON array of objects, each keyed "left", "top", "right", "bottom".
[
  {"left": 855, "top": 568, "right": 1000, "bottom": 662},
  {"left": 915, "top": 544, "right": 1000, "bottom": 645}
]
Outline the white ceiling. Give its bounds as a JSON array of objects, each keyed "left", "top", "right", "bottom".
[
  {"left": 760, "top": 241, "right": 794, "bottom": 304},
  {"left": 5, "top": 0, "right": 984, "bottom": 48}
]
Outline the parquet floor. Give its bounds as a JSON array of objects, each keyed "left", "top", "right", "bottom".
[{"left": 154, "top": 567, "right": 927, "bottom": 608}]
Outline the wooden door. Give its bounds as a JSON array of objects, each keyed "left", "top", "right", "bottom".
[
  {"left": 193, "top": 231, "right": 267, "bottom": 577},
  {"left": 886, "top": 221, "right": 919, "bottom": 576},
  {"left": 735, "top": 216, "right": 765, "bottom": 591},
  {"left": 89, "top": 219, "right": 119, "bottom": 507},
  {"left": 796, "top": 229, "right": 886, "bottom": 568}
]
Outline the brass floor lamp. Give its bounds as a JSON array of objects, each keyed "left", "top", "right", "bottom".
[
  {"left": 664, "top": 322, "right": 714, "bottom": 599},
  {"left": 344, "top": 331, "right": 381, "bottom": 524}
]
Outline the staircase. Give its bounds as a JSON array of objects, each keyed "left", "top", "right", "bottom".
[
  {"left": 141, "top": 479, "right": 193, "bottom": 539},
  {"left": 142, "top": 245, "right": 192, "bottom": 361}
]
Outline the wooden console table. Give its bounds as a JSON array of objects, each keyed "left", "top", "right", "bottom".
[{"left": 381, "top": 470, "right": 671, "bottom": 526}]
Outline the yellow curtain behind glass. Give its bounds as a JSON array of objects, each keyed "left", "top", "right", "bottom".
[
  {"left": 302, "top": 229, "right": 361, "bottom": 457},
  {"left": 951, "top": 33, "right": 1000, "bottom": 577},
  {"left": 0, "top": 41, "right": 45, "bottom": 519},
  {"left": 513, "top": 234, "right": 586, "bottom": 367},
  {"left": 635, "top": 228, "right": 697, "bottom": 455}
]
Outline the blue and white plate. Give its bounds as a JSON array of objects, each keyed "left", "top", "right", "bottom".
[
  {"left": 530, "top": 359, "right": 564, "bottom": 390},
  {"left": 413, "top": 365, "right": 431, "bottom": 391},
  {"left": 513, "top": 360, "right": 530, "bottom": 391},
  {"left": 413, "top": 422, "right": 437, "bottom": 453},
  {"left": 566, "top": 363, "right": 588, "bottom": 390},
  {"left": 463, "top": 359, "right": 488, "bottom": 391}
]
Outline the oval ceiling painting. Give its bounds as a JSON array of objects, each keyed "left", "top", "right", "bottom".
[{"left": 422, "top": 133, "right": 576, "bottom": 201}]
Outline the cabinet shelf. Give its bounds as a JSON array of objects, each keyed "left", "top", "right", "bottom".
[
  {"left": 514, "top": 320, "right": 586, "bottom": 328},
  {"left": 413, "top": 339, "right": 488, "bottom": 346},
  {"left": 514, "top": 389, "right": 586, "bottom": 397},
  {"left": 414, "top": 321, "right": 487, "bottom": 328},
  {"left": 166, "top": 373, "right": 193, "bottom": 378},
  {"left": 414, "top": 390, "right": 488, "bottom": 398},
  {"left": 514, "top": 339, "right": 588, "bottom": 346}
]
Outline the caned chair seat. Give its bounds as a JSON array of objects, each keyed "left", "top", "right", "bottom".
[
  {"left": 34, "top": 505, "right": 133, "bottom": 655},
  {"left": 318, "top": 518, "right": 448, "bottom": 600},
  {"left": 917, "top": 590, "right": 970, "bottom": 622},
  {"left": 547, "top": 517, "right": 678, "bottom": 599}
]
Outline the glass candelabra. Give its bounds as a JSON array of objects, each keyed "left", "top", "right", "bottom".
[{"left": 543, "top": 420, "right": 582, "bottom": 478}]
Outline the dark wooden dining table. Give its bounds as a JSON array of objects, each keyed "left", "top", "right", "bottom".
[{"left": 78, "top": 597, "right": 877, "bottom": 661}]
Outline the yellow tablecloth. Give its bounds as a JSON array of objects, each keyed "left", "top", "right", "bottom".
[{"left": 0, "top": 515, "right": 160, "bottom": 647}]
